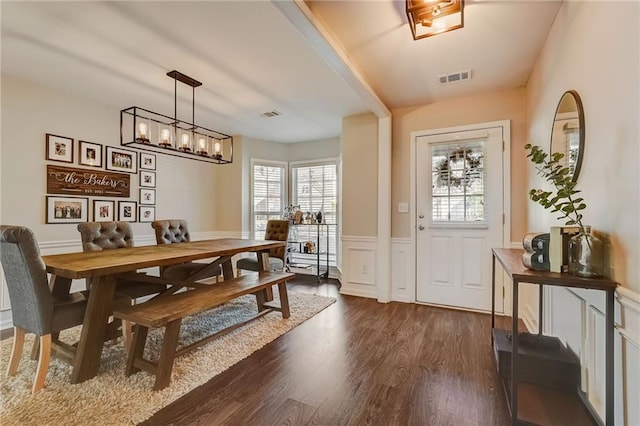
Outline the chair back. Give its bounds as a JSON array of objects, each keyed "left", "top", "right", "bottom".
[
  {"left": 0, "top": 226, "right": 53, "bottom": 335},
  {"left": 264, "top": 220, "right": 289, "bottom": 261},
  {"left": 151, "top": 219, "right": 191, "bottom": 245},
  {"left": 77, "top": 221, "right": 134, "bottom": 252}
]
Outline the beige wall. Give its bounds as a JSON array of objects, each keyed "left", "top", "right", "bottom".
[
  {"left": 0, "top": 74, "right": 218, "bottom": 241},
  {"left": 342, "top": 112, "right": 378, "bottom": 237},
  {"left": 391, "top": 88, "right": 528, "bottom": 240},
  {"left": 526, "top": 1, "right": 639, "bottom": 291}
]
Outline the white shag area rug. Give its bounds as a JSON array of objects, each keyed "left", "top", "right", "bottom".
[{"left": 0, "top": 291, "right": 335, "bottom": 425}]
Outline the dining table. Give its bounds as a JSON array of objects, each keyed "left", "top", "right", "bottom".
[{"left": 41, "top": 238, "right": 286, "bottom": 384}]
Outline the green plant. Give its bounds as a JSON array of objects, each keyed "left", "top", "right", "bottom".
[{"left": 524, "top": 143, "right": 587, "bottom": 235}]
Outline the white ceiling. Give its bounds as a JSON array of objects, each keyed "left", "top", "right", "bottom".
[{"left": 1, "top": 1, "right": 562, "bottom": 143}]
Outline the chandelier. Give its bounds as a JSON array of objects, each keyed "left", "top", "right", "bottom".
[
  {"left": 120, "top": 70, "right": 233, "bottom": 164},
  {"left": 406, "top": 0, "right": 465, "bottom": 40}
]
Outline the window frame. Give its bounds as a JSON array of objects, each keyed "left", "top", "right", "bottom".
[{"left": 250, "top": 158, "right": 288, "bottom": 239}]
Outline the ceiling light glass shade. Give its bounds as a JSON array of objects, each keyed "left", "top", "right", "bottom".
[
  {"left": 406, "top": 0, "right": 464, "bottom": 40},
  {"left": 120, "top": 70, "right": 233, "bottom": 164}
]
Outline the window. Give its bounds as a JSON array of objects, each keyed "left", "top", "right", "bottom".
[
  {"left": 251, "top": 160, "right": 286, "bottom": 239},
  {"left": 291, "top": 160, "right": 338, "bottom": 266},
  {"left": 431, "top": 141, "right": 485, "bottom": 223}
]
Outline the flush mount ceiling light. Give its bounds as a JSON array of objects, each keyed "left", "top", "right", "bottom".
[
  {"left": 121, "top": 70, "right": 233, "bottom": 164},
  {"left": 406, "top": 0, "right": 464, "bottom": 40}
]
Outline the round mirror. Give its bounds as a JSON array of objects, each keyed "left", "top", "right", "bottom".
[{"left": 550, "top": 90, "right": 585, "bottom": 182}]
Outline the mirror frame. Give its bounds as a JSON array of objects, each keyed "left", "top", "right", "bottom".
[{"left": 550, "top": 90, "right": 585, "bottom": 182}]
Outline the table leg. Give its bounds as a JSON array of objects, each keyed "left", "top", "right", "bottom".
[
  {"left": 539, "top": 284, "right": 544, "bottom": 335},
  {"left": 221, "top": 257, "right": 234, "bottom": 280},
  {"left": 605, "top": 289, "right": 614, "bottom": 426},
  {"left": 71, "top": 274, "right": 117, "bottom": 384},
  {"left": 511, "top": 279, "right": 519, "bottom": 425},
  {"left": 50, "top": 275, "right": 72, "bottom": 298},
  {"left": 256, "top": 250, "right": 274, "bottom": 301},
  {"left": 491, "top": 253, "right": 496, "bottom": 347}
]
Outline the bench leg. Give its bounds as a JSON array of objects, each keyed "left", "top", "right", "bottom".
[
  {"left": 126, "top": 324, "right": 148, "bottom": 376},
  {"left": 278, "top": 281, "right": 290, "bottom": 319},
  {"left": 154, "top": 319, "right": 182, "bottom": 391},
  {"left": 255, "top": 289, "right": 267, "bottom": 312}
]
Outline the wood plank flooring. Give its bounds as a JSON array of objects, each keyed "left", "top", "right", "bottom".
[{"left": 142, "top": 276, "right": 512, "bottom": 425}]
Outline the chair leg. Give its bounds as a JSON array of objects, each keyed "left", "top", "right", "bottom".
[
  {"left": 33, "top": 334, "right": 51, "bottom": 394},
  {"left": 6, "top": 327, "right": 25, "bottom": 376},
  {"left": 30, "top": 336, "right": 39, "bottom": 360}
]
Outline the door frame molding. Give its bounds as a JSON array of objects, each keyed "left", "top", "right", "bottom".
[{"left": 409, "top": 120, "right": 511, "bottom": 307}]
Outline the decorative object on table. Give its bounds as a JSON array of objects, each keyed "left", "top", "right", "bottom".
[
  {"left": 139, "top": 152, "right": 156, "bottom": 170},
  {"left": 521, "top": 232, "right": 550, "bottom": 271},
  {"left": 93, "top": 199, "right": 115, "bottom": 221},
  {"left": 139, "top": 188, "right": 156, "bottom": 205},
  {"left": 79, "top": 140, "right": 103, "bottom": 168},
  {"left": 524, "top": 143, "right": 603, "bottom": 277},
  {"left": 139, "top": 170, "right": 156, "bottom": 188},
  {"left": 47, "top": 165, "right": 131, "bottom": 198},
  {"left": 293, "top": 210, "right": 303, "bottom": 225},
  {"left": 46, "top": 195, "right": 88, "bottom": 224},
  {"left": 304, "top": 241, "right": 316, "bottom": 254},
  {"left": 118, "top": 201, "right": 137, "bottom": 222},
  {"left": 106, "top": 146, "right": 137, "bottom": 174},
  {"left": 120, "top": 70, "right": 233, "bottom": 164},
  {"left": 549, "top": 225, "right": 580, "bottom": 273},
  {"left": 45, "top": 133, "right": 74, "bottom": 163},
  {"left": 315, "top": 211, "right": 323, "bottom": 224},
  {"left": 139, "top": 206, "right": 155, "bottom": 223},
  {"left": 305, "top": 211, "right": 312, "bottom": 224}
]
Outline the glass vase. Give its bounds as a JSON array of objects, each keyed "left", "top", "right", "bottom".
[{"left": 568, "top": 227, "right": 604, "bottom": 278}]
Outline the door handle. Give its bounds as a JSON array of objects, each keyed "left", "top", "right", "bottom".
[
  {"left": 418, "top": 213, "right": 425, "bottom": 219},
  {"left": 418, "top": 225, "right": 425, "bottom": 231}
]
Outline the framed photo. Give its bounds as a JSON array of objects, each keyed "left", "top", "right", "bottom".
[
  {"left": 79, "top": 141, "right": 103, "bottom": 168},
  {"left": 118, "top": 201, "right": 137, "bottom": 222},
  {"left": 93, "top": 199, "right": 115, "bottom": 221},
  {"left": 140, "top": 170, "right": 156, "bottom": 188},
  {"left": 106, "top": 146, "right": 137, "bottom": 174},
  {"left": 139, "top": 188, "right": 156, "bottom": 205},
  {"left": 46, "top": 196, "right": 88, "bottom": 224},
  {"left": 140, "top": 152, "right": 156, "bottom": 170},
  {"left": 46, "top": 134, "right": 74, "bottom": 163},
  {"left": 139, "top": 205, "right": 156, "bottom": 223}
]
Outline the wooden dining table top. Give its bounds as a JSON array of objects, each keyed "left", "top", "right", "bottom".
[{"left": 42, "top": 238, "right": 286, "bottom": 279}]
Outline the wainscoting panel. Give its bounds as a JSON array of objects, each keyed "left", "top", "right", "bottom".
[
  {"left": 340, "top": 236, "right": 377, "bottom": 299},
  {"left": 547, "top": 285, "right": 640, "bottom": 425},
  {"left": 391, "top": 238, "right": 413, "bottom": 303}
]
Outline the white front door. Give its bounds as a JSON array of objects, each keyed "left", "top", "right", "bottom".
[{"left": 415, "top": 125, "right": 505, "bottom": 312}]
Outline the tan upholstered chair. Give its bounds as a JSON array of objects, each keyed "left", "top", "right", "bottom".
[
  {"left": 151, "top": 219, "right": 221, "bottom": 282},
  {"left": 77, "top": 221, "right": 167, "bottom": 348},
  {"left": 236, "top": 220, "right": 289, "bottom": 273},
  {"left": 1, "top": 225, "right": 89, "bottom": 393}
]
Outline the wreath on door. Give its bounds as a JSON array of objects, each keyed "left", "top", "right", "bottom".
[{"left": 435, "top": 148, "right": 483, "bottom": 188}]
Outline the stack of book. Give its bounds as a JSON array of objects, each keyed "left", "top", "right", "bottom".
[{"left": 522, "top": 232, "right": 550, "bottom": 270}]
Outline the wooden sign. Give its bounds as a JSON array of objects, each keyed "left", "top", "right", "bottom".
[{"left": 47, "top": 165, "right": 131, "bottom": 197}]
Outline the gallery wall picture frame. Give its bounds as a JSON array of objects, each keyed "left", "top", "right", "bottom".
[
  {"left": 118, "top": 200, "right": 137, "bottom": 222},
  {"left": 93, "top": 199, "right": 115, "bottom": 221},
  {"left": 46, "top": 195, "right": 88, "bottom": 224},
  {"left": 139, "top": 205, "right": 156, "bottom": 223},
  {"left": 106, "top": 146, "right": 137, "bottom": 174},
  {"left": 139, "top": 188, "right": 156, "bottom": 205},
  {"left": 45, "top": 134, "right": 74, "bottom": 163},
  {"left": 79, "top": 141, "right": 103, "bottom": 168},
  {"left": 139, "top": 170, "right": 156, "bottom": 188},
  {"left": 140, "top": 152, "right": 156, "bottom": 170}
]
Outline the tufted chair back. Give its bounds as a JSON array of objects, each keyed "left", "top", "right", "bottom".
[
  {"left": 264, "top": 220, "right": 289, "bottom": 261},
  {"left": 151, "top": 219, "right": 191, "bottom": 245},
  {"left": 77, "top": 221, "right": 134, "bottom": 252},
  {"left": 0, "top": 226, "right": 54, "bottom": 335}
]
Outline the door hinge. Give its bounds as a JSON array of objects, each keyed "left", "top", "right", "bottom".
[
  {"left": 502, "top": 140, "right": 505, "bottom": 151},
  {"left": 502, "top": 213, "right": 505, "bottom": 225},
  {"left": 502, "top": 287, "right": 505, "bottom": 298}
]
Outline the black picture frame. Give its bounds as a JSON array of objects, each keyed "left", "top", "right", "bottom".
[
  {"left": 79, "top": 140, "right": 103, "bottom": 168},
  {"left": 139, "top": 170, "right": 156, "bottom": 188},
  {"left": 106, "top": 146, "right": 138, "bottom": 174},
  {"left": 45, "top": 134, "right": 74, "bottom": 163},
  {"left": 46, "top": 195, "right": 88, "bottom": 224}
]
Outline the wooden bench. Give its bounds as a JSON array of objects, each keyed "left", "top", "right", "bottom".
[{"left": 113, "top": 271, "right": 294, "bottom": 390}]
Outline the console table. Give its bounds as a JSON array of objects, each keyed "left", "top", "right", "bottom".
[
  {"left": 287, "top": 223, "right": 335, "bottom": 280},
  {"left": 491, "top": 248, "right": 618, "bottom": 426}
]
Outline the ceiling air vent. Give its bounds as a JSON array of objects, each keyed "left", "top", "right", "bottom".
[
  {"left": 438, "top": 69, "right": 472, "bottom": 85},
  {"left": 260, "top": 110, "right": 281, "bottom": 118}
]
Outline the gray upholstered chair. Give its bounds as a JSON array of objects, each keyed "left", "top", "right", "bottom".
[
  {"left": 1, "top": 225, "right": 89, "bottom": 393},
  {"left": 236, "top": 219, "right": 289, "bottom": 273},
  {"left": 151, "top": 219, "right": 221, "bottom": 282},
  {"left": 77, "top": 221, "right": 167, "bottom": 348}
]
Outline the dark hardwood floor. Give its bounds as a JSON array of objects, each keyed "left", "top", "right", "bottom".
[{"left": 141, "top": 275, "right": 513, "bottom": 426}]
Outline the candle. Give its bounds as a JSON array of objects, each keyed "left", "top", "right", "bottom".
[
  {"left": 181, "top": 133, "right": 189, "bottom": 148},
  {"left": 160, "top": 128, "right": 170, "bottom": 145},
  {"left": 214, "top": 142, "right": 221, "bottom": 156},
  {"left": 199, "top": 138, "right": 206, "bottom": 150},
  {"left": 138, "top": 123, "right": 148, "bottom": 138}
]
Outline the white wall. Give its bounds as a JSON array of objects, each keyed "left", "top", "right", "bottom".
[{"left": 525, "top": 2, "right": 639, "bottom": 424}]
